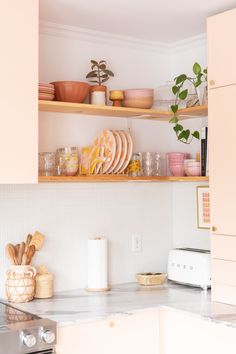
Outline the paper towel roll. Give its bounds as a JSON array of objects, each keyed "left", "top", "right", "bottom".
[{"left": 87, "top": 238, "right": 109, "bottom": 291}]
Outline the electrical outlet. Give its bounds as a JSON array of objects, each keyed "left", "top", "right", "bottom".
[{"left": 132, "top": 234, "right": 142, "bottom": 252}]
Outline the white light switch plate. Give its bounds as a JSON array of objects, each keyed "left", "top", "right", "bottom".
[{"left": 132, "top": 234, "right": 142, "bottom": 252}]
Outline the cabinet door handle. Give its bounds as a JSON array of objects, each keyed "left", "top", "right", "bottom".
[
  {"left": 209, "top": 80, "right": 215, "bottom": 86},
  {"left": 211, "top": 226, "right": 217, "bottom": 232}
]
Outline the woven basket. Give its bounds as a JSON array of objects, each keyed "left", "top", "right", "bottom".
[
  {"left": 35, "top": 272, "right": 54, "bottom": 299},
  {"left": 136, "top": 272, "right": 167, "bottom": 286},
  {"left": 5, "top": 265, "right": 36, "bottom": 303}
]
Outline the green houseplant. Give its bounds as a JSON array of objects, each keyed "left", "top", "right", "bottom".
[
  {"left": 170, "top": 62, "right": 207, "bottom": 144},
  {"left": 86, "top": 60, "right": 114, "bottom": 104}
]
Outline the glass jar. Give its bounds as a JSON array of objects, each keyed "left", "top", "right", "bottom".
[
  {"left": 38, "top": 152, "right": 56, "bottom": 176},
  {"left": 56, "top": 147, "right": 79, "bottom": 176},
  {"left": 127, "top": 153, "right": 141, "bottom": 177},
  {"left": 141, "top": 152, "right": 161, "bottom": 176}
]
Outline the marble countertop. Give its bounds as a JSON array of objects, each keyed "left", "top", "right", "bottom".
[{"left": 7, "top": 282, "right": 236, "bottom": 327}]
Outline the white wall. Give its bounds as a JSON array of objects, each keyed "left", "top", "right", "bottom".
[{"left": 0, "top": 183, "right": 172, "bottom": 295}]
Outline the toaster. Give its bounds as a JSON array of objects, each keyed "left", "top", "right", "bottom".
[{"left": 167, "top": 248, "right": 211, "bottom": 290}]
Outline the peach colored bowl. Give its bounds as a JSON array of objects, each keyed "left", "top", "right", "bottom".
[
  {"left": 123, "top": 89, "right": 154, "bottom": 109},
  {"left": 51, "top": 81, "right": 90, "bottom": 103},
  {"left": 124, "top": 88, "right": 154, "bottom": 97}
]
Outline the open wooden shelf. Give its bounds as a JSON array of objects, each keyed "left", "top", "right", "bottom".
[
  {"left": 39, "top": 175, "right": 209, "bottom": 183},
  {"left": 39, "top": 100, "right": 208, "bottom": 121}
]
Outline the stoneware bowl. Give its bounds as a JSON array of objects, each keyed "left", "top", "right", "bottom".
[
  {"left": 123, "top": 89, "right": 154, "bottom": 109},
  {"left": 51, "top": 81, "right": 90, "bottom": 103}
]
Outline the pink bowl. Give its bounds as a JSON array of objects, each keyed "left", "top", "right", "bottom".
[
  {"left": 169, "top": 164, "right": 185, "bottom": 176},
  {"left": 124, "top": 88, "right": 154, "bottom": 98},
  {"left": 167, "top": 152, "right": 188, "bottom": 158},
  {"left": 186, "top": 166, "right": 201, "bottom": 176}
]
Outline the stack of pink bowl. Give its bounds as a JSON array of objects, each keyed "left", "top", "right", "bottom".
[
  {"left": 38, "top": 83, "right": 55, "bottom": 101},
  {"left": 167, "top": 152, "right": 189, "bottom": 176}
]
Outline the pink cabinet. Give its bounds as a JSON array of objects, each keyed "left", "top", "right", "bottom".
[
  {"left": 57, "top": 309, "right": 160, "bottom": 354},
  {"left": 208, "top": 10, "right": 236, "bottom": 305},
  {"left": 159, "top": 309, "right": 236, "bottom": 354},
  {"left": 208, "top": 84, "right": 236, "bottom": 236},
  {"left": 208, "top": 8, "right": 236, "bottom": 89},
  {"left": 0, "top": 0, "right": 38, "bottom": 183}
]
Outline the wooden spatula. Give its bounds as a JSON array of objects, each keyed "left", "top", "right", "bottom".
[
  {"left": 17, "top": 242, "right": 25, "bottom": 265},
  {"left": 6, "top": 244, "right": 18, "bottom": 265},
  {"left": 26, "top": 245, "right": 36, "bottom": 265}
]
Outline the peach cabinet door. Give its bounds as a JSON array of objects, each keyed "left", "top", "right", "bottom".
[
  {"left": 0, "top": 0, "right": 38, "bottom": 183},
  {"left": 207, "top": 8, "right": 236, "bottom": 89},
  {"left": 57, "top": 309, "right": 160, "bottom": 354},
  {"left": 159, "top": 309, "right": 236, "bottom": 354},
  {"left": 209, "top": 84, "right": 236, "bottom": 236}
]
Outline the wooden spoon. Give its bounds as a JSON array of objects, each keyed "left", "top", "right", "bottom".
[
  {"left": 15, "top": 244, "right": 20, "bottom": 260},
  {"left": 26, "top": 245, "right": 36, "bottom": 265},
  {"left": 5, "top": 244, "right": 18, "bottom": 265},
  {"left": 17, "top": 242, "right": 25, "bottom": 265},
  {"left": 25, "top": 234, "right": 32, "bottom": 252}
]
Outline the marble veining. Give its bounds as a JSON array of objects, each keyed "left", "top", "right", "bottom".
[{"left": 5, "top": 282, "right": 236, "bottom": 327}]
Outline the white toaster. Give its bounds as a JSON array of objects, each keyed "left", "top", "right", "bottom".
[{"left": 167, "top": 248, "right": 211, "bottom": 290}]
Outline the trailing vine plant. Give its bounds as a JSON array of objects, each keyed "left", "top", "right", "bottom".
[{"left": 170, "top": 62, "right": 207, "bottom": 144}]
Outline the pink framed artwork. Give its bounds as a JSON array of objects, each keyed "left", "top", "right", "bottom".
[{"left": 196, "top": 186, "right": 210, "bottom": 229}]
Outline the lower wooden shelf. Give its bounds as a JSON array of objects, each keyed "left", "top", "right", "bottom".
[{"left": 39, "top": 175, "right": 209, "bottom": 183}]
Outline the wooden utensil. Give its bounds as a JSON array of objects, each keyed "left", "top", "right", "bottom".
[
  {"left": 15, "top": 244, "right": 20, "bottom": 260},
  {"left": 22, "top": 252, "right": 27, "bottom": 266},
  {"left": 26, "top": 245, "right": 36, "bottom": 265},
  {"left": 6, "top": 243, "right": 18, "bottom": 265},
  {"left": 17, "top": 242, "right": 25, "bottom": 265},
  {"left": 25, "top": 234, "right": 32, "bottom": 252},
  {"left": 30, "top": 231, "right": 44, "bottom": 251}
]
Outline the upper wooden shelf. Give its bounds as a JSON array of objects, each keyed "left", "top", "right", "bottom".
[
  {"left": 39, "top": 100, "right": 208, "bottom": 121},
  {"left": 39, "top": 175, "right": 209, "bottom": 183}
]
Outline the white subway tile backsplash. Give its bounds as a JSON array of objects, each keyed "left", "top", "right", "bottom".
[{"left": 0, "top": 183, "right": 172, "bottom": 297}]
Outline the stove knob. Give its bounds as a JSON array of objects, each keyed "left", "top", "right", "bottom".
[
  {"left": 22, "top": 333, "right": 37, "bottom": 348},
  {"left": 41, "top": 330, "right": 55, "bottom": 344}
]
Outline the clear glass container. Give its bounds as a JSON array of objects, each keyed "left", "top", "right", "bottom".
[
  {"left": 127, "top": 153, "right": 141, "bottom": 177},
  {"left": 56, "top": 147, "right": 79, "bottom": 176},
  {"left": 140, "top": 152, "right": 161, "bottom": 176},
  {"left": 38, "top": 152, "right": 56, "bottom": 176}
]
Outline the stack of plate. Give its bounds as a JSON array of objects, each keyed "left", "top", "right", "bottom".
[
  {"left": 38, "top": 83, "right": 55, "bottom": 101},
  {"left": 92, "top": 130, "right": 133, "bottom": 174},
  {"left": 80, "top": 130, "right": 133, "bottom": 175}
]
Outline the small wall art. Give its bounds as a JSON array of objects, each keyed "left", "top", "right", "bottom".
[{"left": 196, "top": 186, "right": 210, "bottom": 229}]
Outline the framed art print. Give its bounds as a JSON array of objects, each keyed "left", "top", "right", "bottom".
[{"left": 196, "top": 186, "right": 210, "bottom": 229}]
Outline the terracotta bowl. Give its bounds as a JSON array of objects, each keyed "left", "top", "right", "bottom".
[{"left": 51, "top": 81, "right": 90, "bottom": 103}]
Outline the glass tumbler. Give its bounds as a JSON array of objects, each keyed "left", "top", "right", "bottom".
[
  {"left": 38, "top": 152, "right": 56, "bottom": 176},
  {"left": 57, "top": 147, "right": 79, "bottom": 176},
  {"left": 141, "top": 152, "right": 161, "bottom": 176}
]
